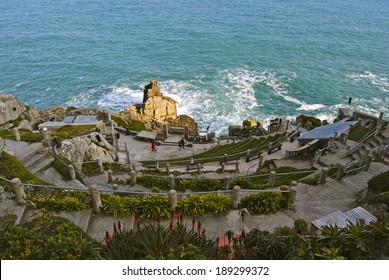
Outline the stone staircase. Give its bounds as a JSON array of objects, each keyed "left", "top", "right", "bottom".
[{"left": 20, "top": 152, "right": 55, "bottom": 175}]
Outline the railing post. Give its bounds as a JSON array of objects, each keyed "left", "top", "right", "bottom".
[
  {"left": 108, "top": 170, "right": 114, "bottom": 183},
  {"left": 289, "top": 181, "right": 298, "bottom": 208},
  {"left": 313, "top": 151, "right": 321, "bottom": 163},
  {"left": 246, "top": 149, "right": 251, "bottom": 157},
  {"left": 125, "top": 142, "right": 130, "bottom": 163},
  {"left": 13, "top": 128, "right": 21, "bottom": 141},
  {"left": 318, "top": 168, "right": 328, "bottom": 185},
  {"left": 68, "top": 164, "right": 76, "bottom": 180},
  {"left": 156, "top": 161, "right": 160, "bottom": 172},
  {"left": 169, "top": 174, "right": 175, "bottom": 190},
  {"left": 130, "top": 170, "right": 137, "bottom": 186},
  {"left": 257, "top": 155, "right": 264, "bottom": 171},
  {"left": 336, "top": 165, "right": 345, "bottom": 180},
  {"left": 169, "top": 189, "right": 177, "bottom": 211},
  {"left": 97, "top": 157, "right": 104, "bottom": 174},
  {"left": 232, "top": 185, "right": 242, "bottom": 209},
  {"left": 221, "top": 163, "right": 225, "bottom": 173},
  {"left": 166, "top": 163, "right": 170, "bottom": 174},
  {"left": 41, "top": 127, "right": 51, "bottom": 147},
  {"left": 11, "top": 178, "right": 27, "bottom": 205},
  {"left": 235, "top": 161, "right": 240, "bottom": 173},
  {"left": 224, "top": 176, "right": 230, "bottom": 190},
  {"left": 197, "top": 163, "right": 202, "bottom": 174},
  {"left": 267, "top": 171, "right": 276, "bottom": 188},
  {"left": 90, "top": 184, "right": 102, "bottom": 214},
  {"left": 343, "top": 132, "right": 349, "bottom": 144}
]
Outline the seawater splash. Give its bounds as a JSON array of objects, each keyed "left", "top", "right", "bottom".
[{"left": 348, "top": 71, "right": 389, "bottom": 93}]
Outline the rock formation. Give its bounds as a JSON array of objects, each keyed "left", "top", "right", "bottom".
[
  {"left": 0, "top": 94, "right": 26, "bottom": 126},
  {"left": 57, "top": 132, "right": 117, "bottom": 171},
  {"left": 123, "top": 80, "right": 198, "bottom": 133}
]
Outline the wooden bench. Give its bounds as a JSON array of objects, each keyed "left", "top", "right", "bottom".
[
  {"left": 219, "top": 156, "right": 241, "bottom": 165},
  {"left": 289, "top": 131, "right": 301, "bottom": 142},
  {"left": 267, "top": 143, "right": 282, "bottom": 154},
  {"left": 245, "top": 151, "right": 262, "bottom": 162},
  {"left": 186, "top": 162, "right": 203, "bottom": 171}
]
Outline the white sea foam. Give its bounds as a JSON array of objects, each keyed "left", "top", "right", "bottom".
[
  {"left": 297, "top": 104, "right": 325, "bottom": 111},
  {"left": 348, "top": 71, "right": 389, "bottom": 93}
]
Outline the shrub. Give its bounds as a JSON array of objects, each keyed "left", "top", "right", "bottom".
[
  {"left": 239, "top": 192, "right": 291, "bottom": 215},
  {"left": 1, "top": 214, "right": 100, "bottom": 259},
  {"left": 54, "top": 125, "right": 96, "bottom": 140},
  {"left": 178, "top": 193, "right": 232, "bottom": 216},
  {"left": 367, "top": 171, "right": 389, "bottom": 194}
]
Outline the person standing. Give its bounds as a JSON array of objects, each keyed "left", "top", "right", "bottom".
[
  {"left": 180, "top": 138, "right": 185, "bottom": 149},
  {"left": 178, "top": 140, "right": 182, "bottom": 150},
  {"left": 151, "top": 141, "right": 157, "bottom": 151}
]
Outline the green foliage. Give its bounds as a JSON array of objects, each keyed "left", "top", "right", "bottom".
[
  {"left": 136, "top": 176, "right": 170, "bottom": 189},
  {"left": 239, "top": 192, "right": 292, "bottom": 215},
  {"left": 51, "top": 157, "right": 72, "bottom": 180},
  {"left": 297, "top": 115, "right": 322, "bottom": 128},
  {"left": 101, "top": 221, "right": 218, "bottom": 260},
  {"left": 111, "top": 115, "right": 146, "bottom": 131},
  {"left": 0, "top": 152, "right": 48, "bottom": 186},
  {"left": 178, "top": 193, "right": 232, "bottom": 216},
  {"left": 176, "top": 179, "right": 223, "bottom": 192},
  {"left": 367, "top": 171, "right": 389, "bottom": 194},
  {"left": 102, "top": 194, "right": 170, "bottom": 219},
  {"left": 151, "top": 187, "right": 161, "bottom": 193},
  {"left": 0, "top": 129, "right": 43, "bottom": 143},
  {"left": 53, "top": 125, "right": 96, "bottom": 140},
  {"left": 1, "top": 214, "right": 100, "bottom": 259}
]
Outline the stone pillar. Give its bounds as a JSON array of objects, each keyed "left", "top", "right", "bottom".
[
  {"left": 90, "top": 185, "right": 102, "bottom": 214},
  {"left": 41, "top": 128, "right": 51, "bottom": 147},
  {"left": 190, "top": 157, "right": 194, "bottom": 164},
  {"left": 11, "top": 178, "right": 27, "bottom": 205},
  {"left": 257, "top": 155, "right": 264, "bottom": 171},
  {"left": 268, "top": 142, "right": 273, "bottom": 151},
  {"left": 364, "top": 156, "right": 372, "bottom": 171},
  {"left": 166, "top": 163, "right": 170, "bottom": 174},
  {"left": 130, "top": 171, "right": 137, "bottom": 186},
  {"left": 97, "top": 157, "right": 104, "bottom": 174},
  {"left": 169, "top": 174, "right": 175, "bottom": 189},
  {"left": 197, "top": 163, "right": 202, "bottom": 174},
  {"left": 221, "top": 163, "right": 225, "bottom": 173},
  {"left": 156, "top": 161, "right": 160, "bottom": 172},
  {"left": 267, "top": 171, "right": 276, "bottom": 188},
  {"left": 289, "top": 181, "right": 298, "bottom": 207},
  {"left": 113, "top": 184, "right": 118, "bottom": 191},
  {"left": 235, "top": 161, "right": 240, "bottom": 173},
  {"left": 108, "top": 170, "right": 113, "bottom": 183},
  {"left": 13, "top": 128, "right": 21, "bottom": 141},
  {"left": 169, "top": 189, "right": 177, "bottom": 211},
  {"left": 224, "top": 176, "right": 230, "bottom": 190},
  {"left": 246, "top": 149, "right": 251, "bottom": 157},
  {"left": 318, "top": 168, "right": 329, "bottom": 185},
  {"left": 343, "top": 132, "right": 349, "bottom": 144},
  {"left": 232, "top": 185, "right": 242, "bottom": 209},
  {"left": 336, "top": 165, "right": 345, "bottom": 181},
  {"left": 346, "top": 145, "right": 351, "bottom": 156},
  {"left": 68, "top": 164, "right": 76, "bottom": 180}
]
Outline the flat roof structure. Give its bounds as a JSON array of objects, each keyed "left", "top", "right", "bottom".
[
  {"left": 312, "top": 206, "right": 377, "bottom": 230},
  {"left": 298, "top": 121, "right": 358, "bottom": 141},
  {"left": 136, "top": 131, "right": 158, "bottom": 141}
]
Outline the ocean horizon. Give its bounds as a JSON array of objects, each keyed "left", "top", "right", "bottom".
[{"left": 1, "top": 0, "right": 388, "bottom": 134}]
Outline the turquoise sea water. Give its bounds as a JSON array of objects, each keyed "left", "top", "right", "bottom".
[{"left": 1, "top": 0, "right": 388, "bottom": 134}]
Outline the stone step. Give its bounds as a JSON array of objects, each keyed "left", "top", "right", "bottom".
[
  {"left": 29, "top": 156, "right": 55, "bottom": 174},
  {"left": 22, "top": 153, "right": 47, "bottom": 168}
]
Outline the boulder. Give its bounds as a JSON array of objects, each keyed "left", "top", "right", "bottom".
[
  {"left": 243, "top": 118, "right": 256, "bottom": 127},
  {"left": 0, "top": 94, "right": 26, "bottom": 126},
  {"left": 40, "top": 105, "right": 66, "bottom": 121},
  {"left": 57, "top": 132, "right": 117, "bottom": 171}
]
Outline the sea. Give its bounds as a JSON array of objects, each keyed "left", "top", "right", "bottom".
[{"left": 1, "top": 0, "right": 388, "bottom": 135}]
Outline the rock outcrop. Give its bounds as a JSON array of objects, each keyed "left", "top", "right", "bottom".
[
  {"left": 0, "top": 94, "right": 26, "bottom": 126},
  {"left": 57, "top": 132, "right": 117, "bottom": 171},
  {"left": 123, "top": 80, "right": 198, "bottom": 133}
]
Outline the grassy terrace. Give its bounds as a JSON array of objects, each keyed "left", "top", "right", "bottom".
[{"left": 141, "top": 132, "right": 289, "bottom": 168}]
